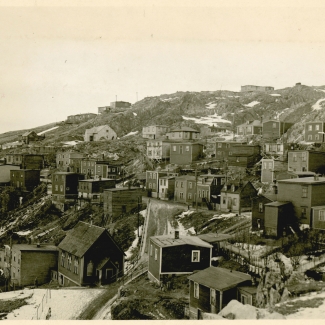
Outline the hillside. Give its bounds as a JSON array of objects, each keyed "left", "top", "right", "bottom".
[{"left": 1, "top": 84, "right": 325, "bottom": 148}]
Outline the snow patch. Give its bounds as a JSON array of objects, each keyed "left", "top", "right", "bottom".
[
  {"left": 37, "top": 126, "right": 59, "bottom": 135},
  {"left": 122, "top": 131, "right": 138, "bottom": 137},
  {"left": 244, "top": 101, "right": 260, "bottom": 107},
  {"left": 270, "top": 94, "right": 281, "bottom": 97},
  {"left": 312, "top": 98, "right": 325, "bottom": 111},
  {"left": 314, "top": 88, "right": 325, "bottom": 93},
  {"left": 62, "top": 140, "right": 83, "bottom": 146},
  {"left": 161, "top": 97, "right": 178, "bottom": 102},
  {"left": 205, "top": 102, "right": 217, "bottom": 109},
  {"left": 133, "top": 112, "right": 137, "bottom": 116},
  {"left": 182, "top": 113, "right": 232, "bottom": 126}
]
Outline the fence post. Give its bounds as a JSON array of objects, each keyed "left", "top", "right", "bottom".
[{"left": 37, "top": 306, "right": 39, "bottom": 320}]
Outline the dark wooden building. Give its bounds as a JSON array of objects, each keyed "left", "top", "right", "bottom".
[
  {"left": 11, "top": 244, "right": 58, "bottom": 287},
  {"left": 103, "top": 187, "right": 142, "bottom": 220},
  {"left": 169, "top": 142, "right": 204, "bottom": 165},
  {"left": 188, "top": 266, "right": 251, "bottom": 319},
  {"left": 10, "top": 169, "right": 40, "bottom": 192},
  {"left": 58, "top": 221, "right": 125, "bottom": 286},
  {"left": 148, "top": 232, "right": 212, "bottom": 285},
  {"left": 20, "top": 131, "right": 44, "bottom": 144},
  {"left": 52, "top": 172, "right": 85, "bottom": 211},
  {"left": 95, "top": 161, "right": 123, "bottom": 180},
  {"left": 311, "top": 206, "right": 325, "bottom": 230},
  {"left": 288, "top": 150, "right": 325, "bottom": 174},
  {"left": 5, "top": 154, "right": 44, "bottom": 169},
  {"left": 0, "top": 165, "right": 20, "bottom": 186},
  {"left": 305, "top": 121, "right": 325, "bottom": 143},
  {"left": 262, "top": 120, "right": 294, "bottom": 140}
]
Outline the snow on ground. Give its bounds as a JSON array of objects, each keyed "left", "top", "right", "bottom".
[
  {"left": 160, "top": 97, "right": 178, "bottom": 102},
  {"left": 314, "top": 88, "right": 325, "bottom": 93},
  {"left": 62, "top": 140, "right": 83, "bottom": 146},
  {"left": 37, "top": 126, "right": 59, "bottom": 135},
  {"left": 208, "top": 213, "right": 237, "bottom": 222},
  {"left": 122, "top": 131, "right": 138, "bottom": 137},
  {"left": 244, "top": 101, "right": 260, "bottom": 107},
  {"left": 205, "top": 102, "right": 217, "bottom": 109},
  {"left": 14, "top": 230, "right": 32, "bottom": 236},
  {"left": 312, "top": 98, "right": 325, "bottom": 111},
  {"left": 3, "top": 288, "right": 103, "bottom": 320},
  {"left": 182, "top": 113, "right": 231, "bottom": 126},
  {"left": 227, "top": 95, "right": 240, "bottom": 98},
  {"left": 270, "top": 94, "right": 281, "bottom": 97},
  {"left": 133, "top": 112, "right": 137, "bottom": 116}
]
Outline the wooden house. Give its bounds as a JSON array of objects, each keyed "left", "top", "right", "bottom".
[
  {"left": 277, "top": 176, "right": 325, "bottom": 226},
  {"left": 198, "top": 233, "right": 233, "bottom": 258},
  {"left": 264, "top": 201, "right": 294, "bottom": 237},
  {"left": 220, "top": 181, "right": 257, "bottom": 214},
  {"left": 174, "top": 175, "right": 196, "bottom": 204},
  {"left": 84, "top": 125, "right": 117, "bottom": 142},
  {"left": 5, "top": 154, "right": 44, "bottom": 169},
  {"left": 95, "top": 161, "right": 123, "bottom": 180},
  {"left": 0, "top": 165, "right": 20, "bottom": 186},
  {"left": 56, "top": 152, "right": 86, "bottom": 172},
  {"left": 142, "top": 125, "right": 170, "bottom": 139},
  {"left": 287, "top": 150, "right": 325, "bottom": 174},
  {"left": 236, "top": 120, "right": 262, "bottom": 137},
  {"left": 276, "top": 170, "right": 315, "bottom": 181},
  {"left": 311, "top": 206, "right": 325, "bottom": 230},
  {"left": 10, "top": 243, "right": 58, "bottom": 287},
  {"left": 188, "top": 266, "right": 251, "bottom": 319},
  {"left": 58, "top": 221, "right": 125, "bottom": 286},
  {"left": 146, "top": 139, "right": 171, "bottom": 162},
  {"left": 10, "top": 169, "right": 40, "bottom": 192},
  {"left": 20, "top": 131, "right": 44, "bottom": 144},
  {"left": 169, "top": 142, "right": 204, "bottom": 165},
  {"left": 260, "top": 159, "right": 287, "bottom": 183},
  {"left": 148, "top": 232, "right": 212, "bottom": 285},
  {"left": 262, "top": 120, "right": 294, "bottom": 140},
  {"left": 158, "top": 176, "right": 175, "bottom": 200},
  {"left": 305, "top": 121, "right": 325, "bottom": 143},
  {"left": 103, "top": 187, "right": 142, "bottom": 220},
  {"left": 166, "top": 127, "right": 200, "bottom": 141}
]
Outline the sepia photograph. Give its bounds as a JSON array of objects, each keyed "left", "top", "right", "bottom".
[{"left": 0, "top": 0, "right": 325, "bottom": 320}]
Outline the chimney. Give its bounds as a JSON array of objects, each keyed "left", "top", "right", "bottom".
[
  {"left": 314, "top": 174, "right": 319, "bottom": 181},
  {"left": 175, "top": 231, "right": 179, "bottom": 239}
]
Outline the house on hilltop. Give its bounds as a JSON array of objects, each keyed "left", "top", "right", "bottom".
[
  {"left": 19, "top": 131, "right": 44, "bottom": 144},
  {"left": 241, "top": 85, "right": 274, "bottom": 92},
  {"left": 84, "top": 125, "right": 117, "bottom": 141},
  {"left": 58, "top": 221, "right": 125, "bottom": 286}
]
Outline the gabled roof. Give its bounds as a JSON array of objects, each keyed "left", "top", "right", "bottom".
[
  {"left": 188, "top": 267, "right": 251, "bottom": 291},
  {"left": 150, "top": 235, "right": 212, "bottom": 248},
  {"left": 237, "top": 120, "right": 262, "bottom": 128},
  {"left": 198, "top": 233, "right": 233, "bottom": 244},
  {"left": 265, "top": 201, "right": 291, "bottom": 207},
  {"left": 22, "top": 131, "right": 35, "bottom": 137},
  {"left": 277, "top": 176, "right": 325, "bottom": 185},
  {"left": 221, "top": 181, "right": 255, "bottom": 194},
  {"left": 86, "top": 125, "right": 112, "bottom": 134},
  {"left": 58, "top": 221, "right": 106, "bottom": 257}
]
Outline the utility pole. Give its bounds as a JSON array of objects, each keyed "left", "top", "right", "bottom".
[
  {"left": 195, "top": 167, "right": 198, "bottom": 211},
  {"left": 137, "top": 197, "right": 140, "bottom": 237}
]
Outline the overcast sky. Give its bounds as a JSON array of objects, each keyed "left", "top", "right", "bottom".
[{"left": 0, "top": 0, "right": 325, "bottom": 133}]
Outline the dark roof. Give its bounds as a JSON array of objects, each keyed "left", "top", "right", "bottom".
[
  {"left": 261, "top": 193, "right": 277, "bottom": 201},
  {"left": 277, "top": 177, "right": 325, "bottom": 184},
  {"left": 58, "top": 221, "right": 106, "bottom": 257},
  {"left": 238, "top": 286, "right": 258, "bottom": 295},
  {"left": 12, "top": 244, "right": 58, "bottom": 252},
  {"left": 170, "top": 127, "right": 199, "bottom": 133},
  {"left": 221, "top": 181, "right": 254, "bottom": 194},
  {"left": 150, "top": 235, "right": 212, "bottom": 248},
  {"left": 188, "top": 267, "right": 251, "bottom": 291},
  {"left": 198, "top": 233, "right": 233, "bottom": 244}
]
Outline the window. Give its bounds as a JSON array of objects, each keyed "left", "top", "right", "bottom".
[
  {"left": 316, "top": 124, "right": 320, "bottom": 131},
  {"left": 308, "top": 125, "right": 313, "bottom": 131},
  {"left": 55, "top": 185, "right": 58, "bottom": 191},
  {"left": 233, "top": 198, "right": 237, "bottom": 206},
  {"left": 302, "top": 186, "right": 308, "bottom": 198},
  {"left": 155, "top": 248, "right": 158, "bottom": 260},
  {"left": 153, "top": 183, "right": 156, "bottom": 189},
  {"left": 186, "top": 146, "right": 190, "bottom": 151},
  {"left": 301, "top": 207, "right": 307, "bottom": 219},
  {"left": 180, "top": 146, "right": 183, "bottom": 154},
  {"left": 176, "top": 181, "right": 178, "bottom": 188},
  {"left": 149, "top": 183, "right": 152, "bottom": 189},
  {"left": 61, "top": 252, "right": 65, "bottom": 267},
  {"left": 259, "top": 202, "right": 263, "bottom": 213},
  {"left": 268, "top": 162, "right": 273, "bottom": 169},
  {"left": 60, "top": 185, "right": 63, "bottom": 192},
  {"left": 192, "top": 250, "right": 200, "bottom": 262},
  {"left": 223, "top": 197, "right": 226, "bottom": 204},
  {"left": 189, "top": 182, "right": 192, "bottom": 189},
  {"left": 315, "top": 135, "right": 320, "bottom": 140},
  {"left": 198, "top": 190, "right": 201, "bottom": 198},
  {"left": 194, "top": 282, "right": 199, "bottom": 299},
  {"left": 302, "top": 153, "right": 306, "bottom": 161},
  {"left": 181, "top": 182, "right": 183, "bottom": 188},
  {"left": 150, "top": 244, "right": 153, "bottom": 256},
  {"left": 218, "top": 143, "right": 222, "bottom": 148},
  {"left": 173, "top": 146, "right": 176, "bottom": 152},
  {"left": 149, "top": 173, "right": 152, "bottom": 179},
  {"left": 228, "top": 151, "right": 233, "bottom": 155},
  {"left": 293, "top": 154, "right": 297, "bottom": 162},
  {"left": 180, "top": 192, "right": 184, "bottom": 199},
  {"left": 308, "top": 135, "right": 312, "bottom": 140},
  {"left": 319, "top": 210, "right": 325, "bottom": 221},
  {"left": 188, "top": 193, "right": 192, "bottom": 200},
  {"left": 272, "top": 122, "right": 277, "bottom": 128},
  {"left": 67, "top": 255, "right": 72, "bottom": 270}
]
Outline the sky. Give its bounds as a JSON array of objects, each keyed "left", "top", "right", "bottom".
[{"left": 0, "top": 0, "right": 325, "bottom": 133}]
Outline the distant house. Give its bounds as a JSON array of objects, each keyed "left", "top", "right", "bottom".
[
  {"left": 20, "top": 131, "right": 44, "bottom": 144},
  {"left": 166, "top": 127, "right": 200, "bottom": 141},
  {"left": 198, "top": 233, "right": 233, "bottom": 258},
  {"left": 84, "top": 125, "right": 117, "bottom": 142},
  {"left": 78, "top": 178, "right": 115, "bottom": 205},
  {"left": 10, "top": 243, "right": 58, "bottom": 287},
  {"left": 277, "top": 176, "right": 325, "bottom": 226},
  {"left": 66, "top": 113, "right": 97, "bottom": 124},
  {"left": 287, "top": 150, "right": 325, "bottom": 174},
  {"left": 158, "top": 176, "right": 175, "bottom": 200},
  {"left": 200, "top": 124, "right": 229, "bottom": 138},
  {"left": 276, "top": 171, "right": 315, "bottom": 181},
  {"left": 98, "top": 106, "right": 111, "bottom": 114},
  {"left": 311, "top": 206, "right": 325, "bottom": 230},
  {"left": 95, "top": 161, "right": 123, "bottom": 180},
  {"left": 305, "top": 121, "right": 325, "bottom": 143},
  {"left": 236, "top": 120, "right": 262, "bottom": 136},
  {"left": 5, "top": 154, "right": 44, "bottom": 169},
  {"left": 142, "top": 125, "right": 170, "bottom": 139},
  {"left": 174, "top": 175, "right": 196, "bottom": 204},
  {"left": 264, "top": 142, "right": 288, "bottom": 161},
  {"left": 80, "top": 158, "right": 98, "bottom": 178},
  {"left": 170, "top": 142, "right": 204, "bottom": 165},
  {"left": 148, "top": 232, "right": 212, "bottom": 285},
  {"left": 56, "top": 152, "right": 86, "bottom": 172},
  {"left": 251, "top": 193, "right": 277, "bottom": 231},
  {"left": 241, "top": 85, "right": 274, "bottom": 92},
  {"left": 220, "top": 181, "right": 257, "bottom": 213},
  {"left": 103, "top": 187, "right": 142, "bottom": 220},
  {"left": 58, "top": 221, "right": 125, "bottom": 286},
  {"left": 264, "top": 201, "right": 295, "bottom": 237},
  {"left": 188, "top": 266, "right": 252, "bottom": 319},
  {"left": 29, "top": 145, "right": 56, "bottom": 155},
  {"left": 52, "top": 172, "right": 85, "bottom": 211},
  {"left": 260, "top": 159, "right": 287, "bottom": 183},
  {"left": 146, "top": 139, "right": 171, "bottom": 161},
  {"left": 0, "top": 165, "right": 20, "bottom": 186},
  {"left": 262, "top": 120, "right": 294, "bottom": 140},
  {"left": 110, "top": 101, "right": 131, "bottom": 109},
  {"left": 10, "top": 169, "right": 40, "bottom": 192},
  {"left": 146, "top": 170, "right": 177, "bottom": 198}
]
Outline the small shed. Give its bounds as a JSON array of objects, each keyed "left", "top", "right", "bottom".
[{"left": 198, "top": 233, "right": 233, "bottom": 257}]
